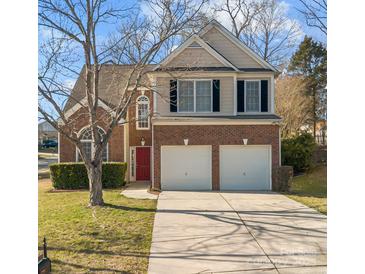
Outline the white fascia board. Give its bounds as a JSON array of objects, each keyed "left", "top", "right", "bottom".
[
  {"left": 148, "top": 71, "right": 274, "bottom": 78},
  {"left": 199, "top": 21, "right": 279, "bottom": 72},
  {"left": 152, "top": 117, "right": 281, "bottom": 126},
  {"left": 64, "top": 97, "right": 116, "bottom": 120},
  {"left": 193, "top": 36, "right": 239, "bottom": 71},
  {"left": 154, "top": 35, "right": 238, "bottom": 71},
  {"left": 154, "top": 35, "right": 197, "bottom": 70}
]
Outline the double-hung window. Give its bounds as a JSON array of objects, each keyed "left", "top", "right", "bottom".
[
  {"left": 178, "top": 80, "right": 212, "bottom": 112},
  {"left": 246, "top": 80, "right": 260, "bottom": 112}
]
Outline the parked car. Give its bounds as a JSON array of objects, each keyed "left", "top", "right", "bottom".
[{"left": 41, "top": 140, "right": 58, "bottom": 148}]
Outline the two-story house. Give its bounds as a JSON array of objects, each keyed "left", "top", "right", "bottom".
[{"left": 60, "top": 20, "right": 282, "bottom": 191}]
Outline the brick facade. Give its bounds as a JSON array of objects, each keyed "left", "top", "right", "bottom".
[
  {"left": 153, "top": 124, "right": 280, "bottom": 190},
  {"left": 128, "top": 90, "right": 153, "bottom": 147},
  {"left": 59, "top": 107, "right": 124, "bottom": 162}
]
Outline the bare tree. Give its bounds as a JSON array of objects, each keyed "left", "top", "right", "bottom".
[
  {"left": 242, "top": 0, "right": 301, "bottom": 67},
  {"left": 214, "top": 0, "right": 301, "bottom": 67},
  {"left": 38, "top": 0, "right": 207, "bottom": 206},
  {"left": 275, "top": 75, "right": 312, "bottom": 138},
  {"left": 214, "top": 0, "right": 264, "bottom": 38},
  {"left": 298, "top": 0, "right": 327, "bottom": 35}
]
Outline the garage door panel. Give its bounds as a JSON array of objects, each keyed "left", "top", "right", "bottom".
[
  {"left": 161, "top": 146, "right": 212, "bottom": 190},
  {"left": 220, "top": 146, "right": 271, "bottom": 191}
]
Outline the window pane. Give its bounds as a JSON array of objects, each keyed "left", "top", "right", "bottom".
[
  {"left": 78, "top": 142, "right": 92, "bottom": 162},
  {"left": 178, "top": 81, "right": 194, "bottom": 112},
  {"left": 246, "top": 81, "right": 259, "bottom": 112},
  {"left": 138, "top": 103, "right": 149, "bottom": 128},
  {"left": 102, "top": 145, "right": 108, "bottom": 161},
  {"left": 196, "top": 81, "right": 211, "bottom": 112}
]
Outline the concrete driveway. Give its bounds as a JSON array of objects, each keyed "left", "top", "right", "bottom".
[{"left": 148, "top": 191, "right": 326, "bottom": 274}]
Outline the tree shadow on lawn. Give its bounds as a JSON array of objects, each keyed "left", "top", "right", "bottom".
[
  {"left": 285, "top": 191, "right": 327, "bottom": 199},
  {"left": 103, "top": 203, "right": 156, "bottom": 212},
  {"left": 52, "top": 258, "right": 132, "bottom": 273}
]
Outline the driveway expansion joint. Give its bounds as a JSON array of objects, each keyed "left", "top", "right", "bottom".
[{"left": 218, "top": 193, "right": 280, "bottom": 274}]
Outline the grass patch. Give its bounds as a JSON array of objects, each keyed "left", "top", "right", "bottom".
[
  {"left": 38, "top": 180, "right": 156, "bottom": 273},
  {"left": 285, "top": 165, "right": 327, "bottom": 214}
]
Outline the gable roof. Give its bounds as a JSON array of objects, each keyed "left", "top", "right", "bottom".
[
  {"left": 154, "top": 34, "right": 239, "bottom": 71},
  {"left": 199, "top": 20, "right": 278, "bottom": 72},
  {"left": 155, "top": 19, "right": 278, "bottom": 73}
]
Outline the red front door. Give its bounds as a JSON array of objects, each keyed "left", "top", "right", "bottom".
[{"left": 136, "top": 147, "right": 151, "bottom": 181}]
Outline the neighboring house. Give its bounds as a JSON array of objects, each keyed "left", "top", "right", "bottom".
[
  {"left": 300, "top": 119, "right": 327, "bottom": 146},
  {"left": 60, "top": 20, "right": 283, "bottom": 191},
  {"left": 315, "top": 119, "right": 327, "bottom": 146},
  {"left": 38, "top": 121, "right": 58, "bottom": 144}
]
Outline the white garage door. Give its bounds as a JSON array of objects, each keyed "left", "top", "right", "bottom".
[
  {"left": 220, "top": 146, "right": 271, "bottom": 190},
  {"left": 161, "top": 146, "right": 212, "bottom": 190}
]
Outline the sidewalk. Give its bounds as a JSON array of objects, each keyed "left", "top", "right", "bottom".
[{"left": 121, "top": 182, "right": 158, "bottom": 200}]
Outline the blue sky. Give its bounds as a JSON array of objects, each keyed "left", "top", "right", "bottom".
[
  {"left": 39, "top": 0, "right": 326, "bottom": 92},
  {"left": 284, "top": 0, "right": 326, "bottom": 43}
]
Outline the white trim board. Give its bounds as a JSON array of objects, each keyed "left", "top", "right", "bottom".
[
  {"left": 152, "top": 119, "right": 280, "bottom": 126},
  {"left": 64, "top": 98, "right": 113, "bottom": 119}
]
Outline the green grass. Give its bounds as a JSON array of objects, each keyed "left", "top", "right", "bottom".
[
  {"left": 285, "top": 165, "right": 327, "bottom": 214},
  {"left": 38, "top": 180, "right": 157, "bottom": 273}
]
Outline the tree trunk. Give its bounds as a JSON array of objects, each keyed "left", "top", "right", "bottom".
[
  {"left": 87, "top": 161, "right": 104, "bottom": 206},
  {"left": 313, "top": 88, "right": 317, "bottom": 139}
]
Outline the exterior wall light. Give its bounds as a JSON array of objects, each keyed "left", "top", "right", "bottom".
[
  {"left": 184, "top": 139, "right": 189, "bottom": 146},
  {"left": 242, "top": 138, "right": 248, "bottom": 145},
  {"left": 141, "top": 137, "right": 145, "bottom": 146}
]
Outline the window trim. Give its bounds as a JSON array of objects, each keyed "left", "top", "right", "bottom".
[
  {"left": 244, "top": 80, "right": 261, "bottom": 113},
  {"left": 75, "top": 126, "right": 109, "bottom": 162},
  {"left": 136, "top": 95, "right": 150, "bottom": 130},
  {"left": 177, "top": 79, "right": 213, "bottom": 113}
]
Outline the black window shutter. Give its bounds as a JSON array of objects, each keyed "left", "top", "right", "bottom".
[
  {"left": 261, "top": 80, "right": 268, "bottom": 112},
  {"left": 170, "top": 79, "right": 177, "bottom": 112},
  {"left": 212, "top": 80, "right": 220, "bottom": 112},
  {"left": 237, "top": 80, "right": 245, "bottom": 112}
]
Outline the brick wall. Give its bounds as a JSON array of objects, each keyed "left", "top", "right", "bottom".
[
  {"left": 128, "top": 90, "right": 153, "bottom": 147},
  {"left": 59, "top": 106, "right": 124, "bottom": 162},
  {"left": 153, "top": 124, "right": 280, "bottom": 190}
]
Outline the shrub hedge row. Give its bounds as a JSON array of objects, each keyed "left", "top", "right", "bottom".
[
  {"left": 281, "top": 133, "right": 316, "bottom": 173},
  {"left": 50, "top": 162, "right": 127, "bottom": 189}
]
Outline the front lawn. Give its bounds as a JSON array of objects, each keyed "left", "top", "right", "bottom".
[
  {"left": 38, "top": 180, "right": 157, "bottom": 273},
  {"left": 285, "top": 165, "right": 327, "bottom": 214}
]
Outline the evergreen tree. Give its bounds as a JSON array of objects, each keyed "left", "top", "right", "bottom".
[{"left": 288, "top": 36, "right": 327, "bottom": 138}]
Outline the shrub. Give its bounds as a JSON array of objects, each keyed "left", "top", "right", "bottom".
[
  {"left": 50, "top": 162, "right": 127, "bottom": 189},
  {"left": 281, "top": 133, "right": 316, "bottom": 173}
]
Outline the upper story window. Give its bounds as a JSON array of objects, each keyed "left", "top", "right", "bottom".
[
  {"left": 136, "top": 95, "right": 150, "bottom": 130},
  {"left": 178, "top": 80, "right": 212, "bottom": 112},
  {"left": 246, "top": 80, "right": 260, "bottom": 112},
  {"left": 77, "top": 127, "right": 108, "bottom": 162}
]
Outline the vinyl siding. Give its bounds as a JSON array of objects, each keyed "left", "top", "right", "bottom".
[
  {"left": 166, "top": 48, "right": 225, "bottom": 67},
  {"left": 202, "top": 27, "right": 264, "bottom": 69},
  {"left": 156, "top": 76, "right": 234, "bottom": 116}
]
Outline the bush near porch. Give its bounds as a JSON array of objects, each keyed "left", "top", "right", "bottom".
[{"left": 50, "top": 162, "right": 127, "bottom": 189}]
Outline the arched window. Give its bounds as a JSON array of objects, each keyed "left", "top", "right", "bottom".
[
  {"left": 76, "top": 127, "right": 108, "bottom": 162},
  {"left": 136, "top": 95, "right": 150, "bottom": 130}
]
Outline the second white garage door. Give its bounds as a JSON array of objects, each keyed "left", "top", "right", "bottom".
[
  {"left": 161, "top": 146, "right": 212, "bottom": 190},
  {"left": 220, "top": 145, "right": 271, "bottom": 190}
]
